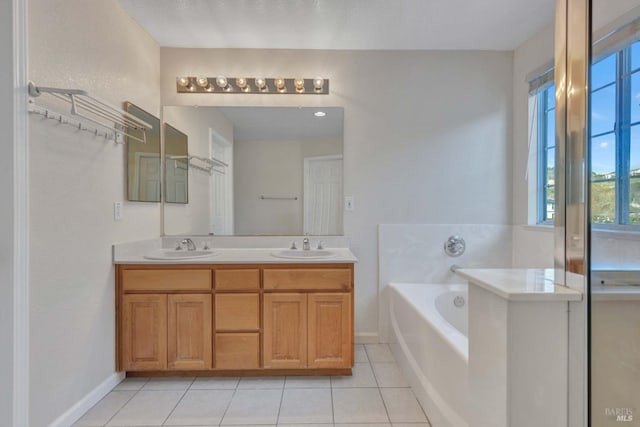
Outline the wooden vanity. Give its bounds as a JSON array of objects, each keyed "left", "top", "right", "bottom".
[{"left": 115, "top": 262, "right": 354, "bottom": 376}]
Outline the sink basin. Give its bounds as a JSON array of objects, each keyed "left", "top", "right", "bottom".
[
  {"left": 271, "top": 250, "right": 335, "bottom": 259},
  {"left": 144, "top": 249, "right": 217, "bottom": 260}
]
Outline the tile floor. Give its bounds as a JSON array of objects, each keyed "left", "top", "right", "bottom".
[{"left": 73, "top": 344, "right": 431, "bottom": 427}]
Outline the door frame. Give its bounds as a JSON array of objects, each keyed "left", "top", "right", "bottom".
[{"left": 303, "top": 154, "right": 343, "bottom": 235}]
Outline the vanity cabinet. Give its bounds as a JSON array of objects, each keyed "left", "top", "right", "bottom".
[{"left": 116, "top": 263, "right": 354, "bottom": 376}]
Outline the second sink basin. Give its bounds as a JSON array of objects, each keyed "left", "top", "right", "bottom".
[
  {"left": 271, "top": 249, "right": 336, "bottom": 259},
  {"left": 144, "top": 249, "right": 217, "bottom": 260}
]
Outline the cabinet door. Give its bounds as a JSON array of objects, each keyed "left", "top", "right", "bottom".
[
  {"left": 263, "top": 293, "right": 307, "bottom": 368},
  {"left": 122, "top": 294, "right": 167, "bottom": 371},
  {"left": 216, "top": 333, "right": 260, "bottom": 369},
  {"left": 167, "top": 294, "right": 212, "bottom": 370},
  {"left": 308, "top": 293, "right": 352, "bottom": 368}
]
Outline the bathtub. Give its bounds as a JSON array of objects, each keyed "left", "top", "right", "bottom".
[{"left": 388, "top": 282, "right": 469, "bottom": 427}]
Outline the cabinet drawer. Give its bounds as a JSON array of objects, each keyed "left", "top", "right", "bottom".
[
  {"left": 215, "top": 333, "right": 260, "bottom": 369},
  {"left": 215, "top": 294, "right": 260, "bottom": 330},
  {"left": 122, "top": 269, "right": 211, "bottom": 292},
  {"left": 264, "top": 269, "right": 351, "bottom": 291},
  {"left": 215, "top": 269, "right": 260, "bottom": 290}
]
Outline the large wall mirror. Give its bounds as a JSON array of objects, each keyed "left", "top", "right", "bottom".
[
  {"left": 162, "top": 106, "right": 344, "bottom": 236},
  {"left": 125, "top": 102, "right": 161, "bottom": 202}
]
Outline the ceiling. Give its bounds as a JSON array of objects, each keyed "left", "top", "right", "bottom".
[
  {"left": 118, "top": 0, "right": 555, "bottom": 51},
  {"left": 216, "top": 106, "right": 343, "bottom": 142}
]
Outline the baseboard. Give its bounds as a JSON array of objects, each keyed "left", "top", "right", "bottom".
[
  {"left": 48, "top": 372, "right": 124, "bottom": 427},
  {"left": 355, "top": 332, "right": 379, "bottom": 344}
]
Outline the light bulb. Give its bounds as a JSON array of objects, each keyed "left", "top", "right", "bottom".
[
  {"left": 275, "top": 77, "right": 286, "bottom": 93},
  {"left": 236, "top": 78, "right": 248, "bottom": 89},
  {"left": 294, "top": 78, "right": 305, "bottom": 93},
  {"left": 216, "top": 76, "right": 228, "bottom": 88},
  {"left": 313, "top": 77, "right": 324, "bottom": 91},
  {"left": 314, "top": 111, "right": 326, "bottom": 117},
  {"left": 255, "top": 77, "right": 267, "bottom": 91},
  {"left": 177, "top": 77, "right": 190, "bottom": 87},
  {"left": 197, "top": 77, "right": 210, "bottom": 88}
]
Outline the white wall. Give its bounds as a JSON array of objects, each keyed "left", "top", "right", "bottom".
[
  {"left": 28, "top": 1, "right": 160, "bottom": 425},
  {"left": 163, "top": 106, "right": 233, "bottom": 235},
  {"left": 1, "top": 1, "right": 16, "bottom": 424},
  {"left": 234, "top": 136, "right": 342, "bottom": 235},
  {"left": 161, "top": 48, "right": 514, "bottom": 337}
]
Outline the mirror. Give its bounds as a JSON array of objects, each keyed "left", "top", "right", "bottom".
[
  {"left": 125, "top": 102, "right": 161, "bottom": 202},
  {"left": 162, "top": 106, "right": 344, "bottom": 236},
  {"left": 164, "top": 123, "right": 189, "bottom": 204}
]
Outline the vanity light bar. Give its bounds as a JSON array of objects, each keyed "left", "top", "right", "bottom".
[{"left": 176, "top": 77, "right": 329, "bottom": 95}]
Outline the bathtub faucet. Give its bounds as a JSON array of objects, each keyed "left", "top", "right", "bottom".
[{"left": 450, "top": 264, "right": 462, "bottom": 273}]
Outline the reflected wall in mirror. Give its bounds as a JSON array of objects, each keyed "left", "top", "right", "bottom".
[
  {"left": 162, "top": 106, "right": 344, "bottom": 236},
  {"left": 125, "top": 102, "right": 161, "bottom": 202},
  {"left": 164, "top": 123, "right": 189, "bottom": 204}
]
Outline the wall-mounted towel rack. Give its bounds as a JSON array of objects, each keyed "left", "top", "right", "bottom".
[
  {"left": 188, "top": 155, "right": 228, "bottom": 175},
  {"left": 260, "top": 195, "right": 299, "bottom": 201},
  {"left": 28, "top": 81, "right": 152, "bottom": 144}
]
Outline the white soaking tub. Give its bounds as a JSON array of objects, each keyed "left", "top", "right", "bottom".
[{"left": 388, "top": 282, "right": 469, "bottom": 427}]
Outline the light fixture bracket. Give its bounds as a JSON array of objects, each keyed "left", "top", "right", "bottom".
[{"left": 176, "top": 77, "right": 329, "bottom": 95}]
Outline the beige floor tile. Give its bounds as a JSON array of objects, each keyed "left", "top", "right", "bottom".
[
  {"left": 372, "top": 362, "right": 410, "bottom": 387},
  {"left": 331, "top": 363, "right": 377, "bottom": 388},
  {"left": 381, "top": 388, "right": 428, "bottom": 423},
  {"left": 285, "top": 376, "right": 331, "bottom": 388},
  {"left": 238, "top": 376, "right": 285, "bottom": 389},
  {"left": 113, "top": 377, "right": 149, "bottom": 391},
  {"left": 164, "top": 389, "right": 234, "bottom": 425},
  {"left": 365, "top": 344, "right": 395, "bottom": 362},
  {"left": 142, "top": 377, "right": 194, "bottom": 391},
  {"left": 354, "top": 344, "right": 369, "bottom": 363},
  {"left": 278, "top": 388, "right": 333, "bottom": 424},
  {"left": 221, "top": 389, "right": 283, "bottom": 425},
  {"left": 332, "top": 388, "right": 389, "bottom": 424},
  {"left": 392, "top": 423, "right": 431, "bottom": 427},
  {"left": 106, "top": 390, "right": 184, "bottom": 426},
  {"left": 73, "top": 391, "right": 135, "bottom": 426},
  {"left": 190, "top": 377, "right": 239, "bottom": 390}
]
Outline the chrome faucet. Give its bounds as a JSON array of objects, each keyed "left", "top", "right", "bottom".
[
  {"left": 180, "top": 238, "right": 197, "bottom": 251},
  {"left": 302, "top": 234, "right": 311, "bottom": 251}
]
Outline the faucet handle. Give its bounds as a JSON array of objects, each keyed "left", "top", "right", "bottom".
[
  {"left": 317, "top": 241, "right": 324, "bottom": 250},
  {"left": 290, "top": 241, "right": 297, "bottom": 250},
  {"left": 203, "top": 241, "right": 211, "bottom": 250}
]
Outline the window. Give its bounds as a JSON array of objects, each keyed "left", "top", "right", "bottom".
[{"left": 536, "top": 39, "right": 640, "bottom": 227}]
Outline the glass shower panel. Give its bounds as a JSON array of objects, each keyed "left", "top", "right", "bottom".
[{"left": 590, "top": 2, "right": 640, "bottom": 426}]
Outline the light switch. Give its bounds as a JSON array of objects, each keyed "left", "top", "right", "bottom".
[
  {"left": 344, "top": 196, "right": 355, "bottom": 212},
  {"left": 114, "top": 202, "right": 123, "bottom": 221}
]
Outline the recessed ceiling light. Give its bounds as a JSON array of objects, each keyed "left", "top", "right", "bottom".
[{"left": 314, "top": 111, "right": 326, "bottom": 117}]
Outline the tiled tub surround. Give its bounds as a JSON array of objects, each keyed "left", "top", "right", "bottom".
[
  {"left": 74, "top": 344, "right": 431, "bottom": 427},
  {"left": 378, "top": 224, "right": 512, "bottom": 342}
]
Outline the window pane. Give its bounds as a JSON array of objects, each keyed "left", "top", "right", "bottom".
[
  {"left": 632, "top": 41, "right": 640, "bottom": 71},
  {"left": 546, "top": 109, "right": 555, "bottom": 148},
  {"left": 630, "top": 126, "right": 640, "bottom": 224},
  {"left": 591, "top": 84, "right": 616, "bottom": 135},
  {"left": 545, "top": 147, "right": 556, "bottom": 221},
  {"left": 591, "top": 134, "right": 617, "bottom": 224},
  {"left": 547, "top": 85, "right": 555, "bottom": 110},
  {"left": 630, "top": 71, "right": 640, "bottom": 125},
  {"left": 592, "top": 54, "right": 616, "bottom": 90}
]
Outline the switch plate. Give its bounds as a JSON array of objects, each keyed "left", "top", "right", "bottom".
[
  {"left": 344, "top": 196, "right": 354, "bottom": 212},
  {"left": 113, "top": 202, "right": 123, "bottom": 221}
]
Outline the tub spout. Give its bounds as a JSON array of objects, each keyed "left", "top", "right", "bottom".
[{"left": 450, "top": 264, "right": 462, "bottom": 273}]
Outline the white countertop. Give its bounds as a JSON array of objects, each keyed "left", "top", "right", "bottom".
[
  {"left": 114, "top": 247, "right": 358, "bottom": 265},
  {"left": 457, "top": 268, "right": 583, "bottom": 302}
]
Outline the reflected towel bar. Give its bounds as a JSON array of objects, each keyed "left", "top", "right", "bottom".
[{"left": 260, "top": 195, "right": 298, "bottom": 200}]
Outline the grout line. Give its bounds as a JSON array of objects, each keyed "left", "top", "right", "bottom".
[
  {"left": 159, "top": 379, "right": 194, "bottom": 426},
  {"left": 217, "top": 377, "right": 241, "bottom": 426},
  {"left": 99, "top": 378, "right": 148, "bottom": 427},
  {"left": 275, "top": 383, "right": 285, "bottom": 425}
]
